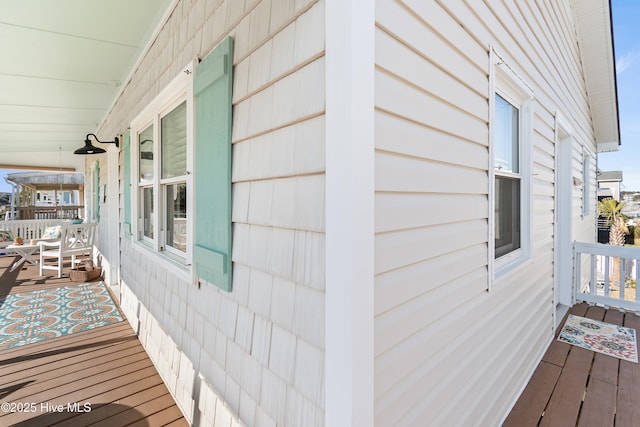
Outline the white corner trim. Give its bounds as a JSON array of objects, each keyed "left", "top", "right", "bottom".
[{"left": 325, "top": 0, "right": 375, "bottom": 426}]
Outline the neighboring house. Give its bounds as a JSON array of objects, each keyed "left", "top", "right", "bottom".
[
  {"left": 598, "top": 170, "right": 624, "bottom": 201},
  {"left": 4, "top": 172, "right": 85, "bottom": 220},
  {"left": 1, "top": 1, "right": 620, "bottom": 426}
]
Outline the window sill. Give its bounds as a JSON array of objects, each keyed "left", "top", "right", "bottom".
[
  {"left": 493, "top": 249, "right": 533, "bottom": 285},
  {"left": 131, "top": 240, "right": 195, "bottom": 285}
]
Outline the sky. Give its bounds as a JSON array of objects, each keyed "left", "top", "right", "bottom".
[
  {"left": 0, "top": 2, "right": 639, "bottom": 192},
  {"left": 0, "top": 169, "right": 25, "bottom": 193},
  {"left": 600, "top": 0, "right": 640, "bottom": 191}
]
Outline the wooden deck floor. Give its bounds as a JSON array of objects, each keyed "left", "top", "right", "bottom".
[
  {"left": 504, "top": 303, "right": 640, "bottom": 427},
  {"left": 0, "top": 255, "right": 189, "bottom": 427}
]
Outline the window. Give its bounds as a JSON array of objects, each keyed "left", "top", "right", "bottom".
[
  {"left": 139, "top": 125, "right": 154, "bottom": 241},
  {"left": 88, "top": 161, "right": 100, "bottom": 222},
  {"left": 490, "top": 50, "right": 533, "bottom": 278},
  {"left": 494, "top": 94, "right": 521, "bottom": 258},
  {"left": 123, "top": 38, "right": 233, "bottom": 289},
  {"left": 130, "top": 64, "right": 193, "bottom": 265},
  {"left": 582, "top": 150, "right": 591, "bottom": 217}
]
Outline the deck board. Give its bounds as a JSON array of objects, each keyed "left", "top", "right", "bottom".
[
  {"left": 54, "top": 384, "right": 171, "bottom": 426},
  {"left": 502, "top": 361, "right": 561, "bottom": 427},
  {"left": 0, "top": 340, "right": 144, "bottom": 389},
  {"left": 506, "top": 304, "right": 640, "bottom": 427},
  {"left": 3, "top": 348, "right": 151, "bottom": 402},
  {"left": 93, "top": 394, "right": 185, "bottom": 427},
  {"left": 577, "top": 377, "right": 616, "bottom": 427},
  {"left": 615, "top": 313, "right": 640, "bottom": 427},
  {"left": 0, "top": 256, "right": 188, "bottom": 426},
  {"left": 538, "top": 351, "right": 590, "bottom": 427}
]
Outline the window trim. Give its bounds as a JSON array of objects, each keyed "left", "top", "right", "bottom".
[
  {"left": 88, "top": 160, "right": 100, "bottom": 222},
  {"left": 488, "top": 48, "right": 534, "bottom": 284},
  {"left": 581, "top": 148, "right": 593, "bottom": 218},
  {"left": 130, "top": 62, "right": 195, "bottom": 275}
]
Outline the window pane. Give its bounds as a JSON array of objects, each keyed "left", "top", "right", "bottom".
[
  {"left": 165, "top": 183, "right": 187, "bottom": 252},
  {"left": 142, "top": 187, "right": 154, "bottom": 239},
  {"left": 495, "top": 176, "right": 521, "bottom": 258},
  {"left": 139, "top": 126, "right": 154, "bottom": 182},
  {"left": 162, "top": 101, "right": 187, "bottom": 179},
  {"left": 582, "top": 155, "right": 590, "bottom": 215},
  {"left": 494, "top": 94, "right": 519, "bottom": 173}
]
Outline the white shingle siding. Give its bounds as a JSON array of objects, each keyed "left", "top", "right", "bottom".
[
  {"left": 269, "top": 324, "right": 297, "bottom": 382},
  {"left": 111, "top": 0, "right": 324, "bottom": 424}
]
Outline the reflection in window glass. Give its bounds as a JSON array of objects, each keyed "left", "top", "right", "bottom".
[
  {"left": 142, "top": 187, "right": 154, "bottom": 239},
  {"left": 162, "top": 102, "right": 187, "bottom": 179},
  {"left": 165, "top": 183, "right": 187, "bottom": 252},
  {"left": 139, "top": 126, "right": 154, "bottom": 182},
  {"left": 494, "top": 176, "right": 521, "bottom": 258},
  {"left": 494, "top": 94, "right": 519, "bottom": 173}
]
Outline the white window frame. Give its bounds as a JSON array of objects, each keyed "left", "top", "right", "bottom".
[
  {"left": 130, "top": 62, "right": 194, "bottom": 273},
  {"left": 87, "top": 162, "right": 94, "bottom": 222},
  {"left": 489, "top": 48, "right": 534, "bottom": 283},
  {"left": 581, "top": 148, "right": 592, "bottom": 217},
  {"left": 88, "top": 160, "right": 99, "bottom": 222}
]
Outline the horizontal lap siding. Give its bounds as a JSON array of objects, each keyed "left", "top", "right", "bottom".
[
  {"left": 375, "top": 112, "right": 488, "bottom": 171},
  {"left": 374, "top": 0, "right": 596, "bottom": 425}
]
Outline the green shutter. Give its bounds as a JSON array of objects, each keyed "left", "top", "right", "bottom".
[
  {"left": 122, "top": 131, "right": 132, "bottom": 237},
  {"left": 193, "top": 36, "right": 234, "bottom": 291}
]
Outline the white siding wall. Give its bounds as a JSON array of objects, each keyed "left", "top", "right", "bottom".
[
  {"left": 80, "top": 155, "right": 111, "bottom": 284},
  {"left": 91, "top": 153, "right": 119, "bottom": 285},
  {"left": 574, "top": 146, "right": 598, "bottom": 293},
  {"left": 374, "top": 1, "right": 598, "bottom": 425},
  {"left": 574, "top": 146, "right": 598, "bottom": 240},
  {"left": 109, "top": 0, "right": 325, "bottom": 425}
]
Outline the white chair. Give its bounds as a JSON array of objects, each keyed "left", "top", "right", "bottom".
[{"left": 39, "top": 223, "right": 97, "bottom": 278}]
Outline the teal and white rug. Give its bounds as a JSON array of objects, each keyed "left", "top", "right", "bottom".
[
  {"left": 0, "top": 282, "right": 123, "bottom": 351},
  {"left": 558, "top": 314, "right": 638, "bottom": 363}
]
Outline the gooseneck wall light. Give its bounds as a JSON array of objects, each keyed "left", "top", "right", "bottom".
[{"left": 74, "top": 133, "right": 119, "bottom": 155}]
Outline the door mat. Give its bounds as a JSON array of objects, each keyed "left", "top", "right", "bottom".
[
  {"left": 0, "top": 281, "right": 123, "bottom": 351},
  {"left": 558, "top": 314, "right": 638, "bottom": 363}
]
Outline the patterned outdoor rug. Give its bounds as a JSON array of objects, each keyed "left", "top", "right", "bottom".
[
  {"left": 0, "top": 281, "right": 123, "bottom": 351},
  {"left": 558, "top": 314, "right": 638, "bottom": 363}
]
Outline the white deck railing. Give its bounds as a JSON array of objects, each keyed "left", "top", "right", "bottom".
[
  {"left": 574, "top": 242, "right": 640, "bottom": 312},
  {"left": 0, "top": 219, "right": 68, "bottom": 256}
]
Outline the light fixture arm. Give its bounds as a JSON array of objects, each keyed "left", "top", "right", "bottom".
[{"left": 85, "top": 133, "right": 119, "bottom": 148}]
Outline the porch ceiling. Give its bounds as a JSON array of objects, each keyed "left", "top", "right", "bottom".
[{"left": 0, "top": 0, "right": 174, "bottom": 169}]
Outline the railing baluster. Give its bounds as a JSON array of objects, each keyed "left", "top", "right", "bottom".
[
  {"left": 574, "top": 250, "right": 581, "bottom": 301},
  {"left": 590, "top": 254, "right": 596, "bottom": 295},
  {"left": 636, "top": 258, "right": 640, "bottom": 303},
  {"left": 621, "top": 257, "right": 627, "bottom": 301},
  {"left": 604, "top": 255, "right": 610, "bottom": 297},
  {"left": 588, "top": 255, "right": 598, "bottom": 294}
]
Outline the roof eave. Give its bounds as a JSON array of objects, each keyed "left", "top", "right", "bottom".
[{"left": 573, "top": 0, "right": 621, "bottom": 153}]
